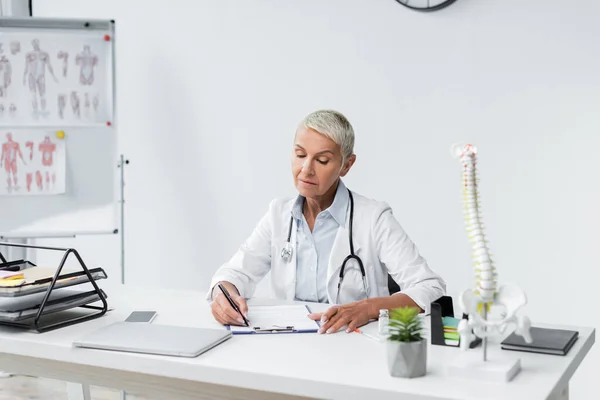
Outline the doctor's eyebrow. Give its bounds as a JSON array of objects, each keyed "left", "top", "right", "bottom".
[{"left": 294, "top": 145, "right": 335, "bottom": 156}]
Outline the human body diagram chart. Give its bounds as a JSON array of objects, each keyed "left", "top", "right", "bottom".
[
  {"left": 0, "top": 33, "right": 112, "bottom": 126},
  {"left": 0, "top": 130, "right": 65, "bottom": 195}
]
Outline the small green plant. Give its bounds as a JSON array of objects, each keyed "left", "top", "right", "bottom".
[{"left": 388, "top": 306, "right": 423, "bottom": 342}]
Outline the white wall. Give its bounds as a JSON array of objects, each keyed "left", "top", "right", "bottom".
[{"left": 33, "top": 0, "right": 600, "bottom": 397}]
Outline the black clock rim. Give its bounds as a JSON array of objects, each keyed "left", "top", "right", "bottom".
[{"left": 394, "top": 0, "right": 458, "bottom": 12}]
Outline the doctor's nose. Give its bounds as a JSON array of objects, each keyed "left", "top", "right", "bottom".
[{"left": 301, "top": 159, "right": 315, "bottom": 175}]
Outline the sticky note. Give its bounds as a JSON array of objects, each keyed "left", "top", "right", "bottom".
[
  {"left": 442, "top": 316, "right": 461, "bottom": 329},
  {"left": 0, "top": 279, "right": 25, "bottom": 287}
]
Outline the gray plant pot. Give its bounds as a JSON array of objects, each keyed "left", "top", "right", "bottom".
[{"left": 386, "top": 339, "right": 427, "bottom": 378}]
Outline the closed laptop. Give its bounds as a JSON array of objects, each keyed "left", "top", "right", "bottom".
[{"left": 73, "top": 322, "right": 232, "bottom": 357}]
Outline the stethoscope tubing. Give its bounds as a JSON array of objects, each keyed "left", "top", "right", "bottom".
[{"left": 282, "top": 189, "right": 368, "bottom": 301}]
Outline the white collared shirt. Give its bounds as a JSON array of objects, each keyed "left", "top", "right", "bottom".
[{"left": 292, "top": 180, "right": 349, "bottom": 303}]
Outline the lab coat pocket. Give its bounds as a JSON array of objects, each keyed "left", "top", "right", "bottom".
[
  {"left": 271, "top": 239, "right": 296, "bottom": 299},
  {"left": 336, "top": 258, "right": 368, "bottom": 305}
]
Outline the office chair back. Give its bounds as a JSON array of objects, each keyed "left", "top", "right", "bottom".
[
  {"left": 387, "top": 274, "right": 401, "bottom": 295},
  {"left": 387, "top": 274, "right": 454, "bottom": 317}
]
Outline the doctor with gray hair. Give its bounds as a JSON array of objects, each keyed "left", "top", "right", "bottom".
[{"left": 208, "top": 109, "right": 446, "bottom": 334}]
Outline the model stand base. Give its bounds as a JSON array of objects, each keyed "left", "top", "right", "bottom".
[{"left": 447, "top": 352, "right": 522, "bottom": 382}]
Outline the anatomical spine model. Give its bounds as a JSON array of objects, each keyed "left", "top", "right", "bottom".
[{"left": 451, "top": 143, "right": 532, "bottom": 360}]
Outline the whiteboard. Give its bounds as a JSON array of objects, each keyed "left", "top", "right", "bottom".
[{"left": 0, "top": 18, "right": 117, "bottom": 236}]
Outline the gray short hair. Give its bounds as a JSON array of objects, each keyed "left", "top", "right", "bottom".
[{"left": 299, "top": 110, "right": 355, "bottom": 163}]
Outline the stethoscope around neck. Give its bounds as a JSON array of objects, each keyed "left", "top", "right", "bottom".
[{"left": 280, "top": 189, "right": 368, "bottom": 303}]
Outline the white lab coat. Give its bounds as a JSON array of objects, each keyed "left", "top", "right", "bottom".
[{"left": 207, "top": 191, "right": 446, "bottom": 313}]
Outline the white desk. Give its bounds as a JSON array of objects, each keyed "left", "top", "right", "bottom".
[{"left": 0, "top": 285, "right": 594, "bottom": 400}]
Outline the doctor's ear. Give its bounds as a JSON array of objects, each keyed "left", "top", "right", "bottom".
[{"left": 340, "top": 154, "right": 356, "bottom": 177}]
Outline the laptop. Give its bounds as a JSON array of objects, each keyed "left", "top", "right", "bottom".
[{"left": 72, "top": 322, "right": 232, "bottom": 357}]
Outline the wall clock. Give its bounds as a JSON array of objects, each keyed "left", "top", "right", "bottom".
[{"left": 395, "top": 0, "right": 458, "bottom": 12}]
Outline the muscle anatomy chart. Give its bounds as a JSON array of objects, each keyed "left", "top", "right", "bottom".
[
  {"left": 0, "top": 31, "right": 113, "bottom": 126},
  {"left": 57, "top": 50, "right": 69, "bottom": 77},
  {"left": 0, "top": 43, "right": 12, "bottom": 99},
  {"left": 75, "top": 45, "right": 98, "bottom": 85},
  {"left": 24, "top": 39, "right": 59, "bottom": 119},
  {"left": 0, "top": 130, "right": 65, "bottom": 195}
]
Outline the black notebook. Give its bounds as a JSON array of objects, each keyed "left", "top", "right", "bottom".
[{"left": 501, "top": 327, "right": 579, "bottom": 356}]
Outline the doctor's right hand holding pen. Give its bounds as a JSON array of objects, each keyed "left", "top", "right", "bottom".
[{"left": 210, "top": 281, "right": 249, "bottom": 326}]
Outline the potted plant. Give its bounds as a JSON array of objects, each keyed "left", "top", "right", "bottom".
[{"left": 386, "top": 306, "right": 427, "bottom": 378}]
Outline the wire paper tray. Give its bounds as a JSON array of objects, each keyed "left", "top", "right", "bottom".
[
  {"left": 0, "top": 288, "right": 107, "bottom": 322},
  {"left": 0, "top": 242, "right": 109, "bottom": 332},
  {"left": 0, "top": 267, "right": 107, "bottom": 297}
]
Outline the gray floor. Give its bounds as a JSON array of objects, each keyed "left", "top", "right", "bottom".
[{"left": 0, "top": 375, "right": 155, "bottom": 400}]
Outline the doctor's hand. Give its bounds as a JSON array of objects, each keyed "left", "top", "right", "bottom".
[
  {"left": 308, "top": 300, "right": 375, "bottom": 334},
  {"left": 210, "top": 282, "right": 249, "bottom": 326}
]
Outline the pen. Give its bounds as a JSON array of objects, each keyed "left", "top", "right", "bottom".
[
  {"left": 353, "top": 328, "right": 381, "bottom": 342},
  {"left": 217, "top": 283, "right": 249, "bottom": 327}
]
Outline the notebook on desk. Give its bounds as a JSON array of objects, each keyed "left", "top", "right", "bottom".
[
  {"left": 501, "top": 327, "right": 579, "bottom": 356},
  {"left": 228, "top": 305, "right": 320, "bottom": 334}
]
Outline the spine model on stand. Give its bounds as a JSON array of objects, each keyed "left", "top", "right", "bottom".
[
  {"left": 451, "top": 143, "right": 532, "bottom": 360},
  {"left": 460, "top": 144, "right": 496, "bottom": 306}
]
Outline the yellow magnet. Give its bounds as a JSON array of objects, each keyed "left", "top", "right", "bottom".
[{"left": 56, "top": 130, "right": 65, "bottom": 139}]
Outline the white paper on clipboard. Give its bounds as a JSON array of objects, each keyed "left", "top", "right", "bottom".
[{"left": 229, "top": 305, "right": 319, "bottom": 334}]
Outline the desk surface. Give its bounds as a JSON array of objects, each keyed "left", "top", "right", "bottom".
[{"left": 0, "top": 285, "right": 594, "bottom": 400}]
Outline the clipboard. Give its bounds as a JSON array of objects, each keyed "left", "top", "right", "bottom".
[{"left": 226, "top": 305, "right": 320, "bottom": 335}]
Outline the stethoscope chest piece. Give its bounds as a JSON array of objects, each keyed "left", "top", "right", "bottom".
[{"left": 281, "top": 242, "right": 293, "bottom": 263}]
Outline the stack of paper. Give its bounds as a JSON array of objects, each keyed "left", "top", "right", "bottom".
[
  {"left": 0, "top": 266, "right": 81, "bottom": 288},
  {"left": 0, "top": 271, "right": 25, "bottom": 287}
]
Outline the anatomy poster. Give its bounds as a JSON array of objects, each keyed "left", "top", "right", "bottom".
[
  {"left": 0, "top": 32, "right": 113, "bottom": 126},
  {"left": 0, "top": 130, "right": 66, "bottom": 195}
]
